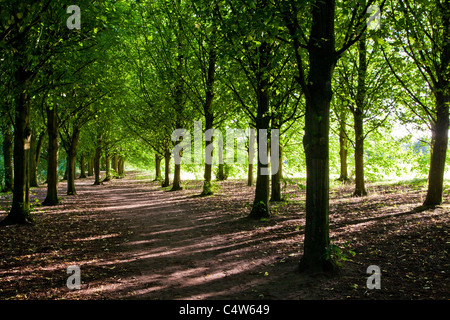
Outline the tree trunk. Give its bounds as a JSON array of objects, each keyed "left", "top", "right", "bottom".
[
  {"left": 270, "top": 146, "right": 283, "bottom": 202},
  {"left": 2, "top": 68, "right": 32, "bottom": 225},
  {"left": 353, "top": 34, "right": 367, "bottom": 196},
  {"left": 93, "top": 134, "right": 102, "bottom": 185},
  {"left": 154, "top": 154, "right": 162, "bottom": 181},
  {"left": 79, "top": 153, "right": 86, "bottom": 178},
  {"left": 1, "top": 121, "right": 14, "bottom": 192},
  {"left": 67, "top": 127, "right": 80, "bottom": 195},
  {"left": 171, "top": 162, "right": 182, "bottom": 191},
  {"left": 249, "top": 41, "right": 271, "bottom": 219},
  {"left": 43, "top": 105, "right": 59, "bottom": 206},
  {"left": 424, "top": 92, "right": 449, "bottom": 206},
  {"left": 338, "top": 107, "right": 349, "bottom": 182},
  {"left": 112, "top": 153, "right": 119, "bottom": 176},
  {"left": 247, "top": 128, "right": 256, "bottom": 186},
  {"left": 202, "top": 49, "right": 217, "bottom": 195},
  {"left": 162, "top": 150, "right": 171, "bottom": 187},
  {"left": 118, "top": 157, "right": 125, "bottom": 177},
  {"left": 87, "top": 157, "right": 94, "bottom": 176},
  {"left": 103, "top": 152, "right": 111, "bottom": 182},
  {"left": 63, "top": 155, "right": 68, "bottom": 181},
  {"left": 29, "top": 132, "right": 38, "bottom": 187},
  {"left": 298, "top": 1, "right": 337, "bottom": 273}
]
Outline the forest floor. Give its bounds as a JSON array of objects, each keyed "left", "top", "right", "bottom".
[{"left": 0, "top": 171, "right": 448, "bottom": 300}]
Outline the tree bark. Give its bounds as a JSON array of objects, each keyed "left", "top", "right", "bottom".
[
  {"left": 112, "top": 153, "right": 119, "bottom": 176},
  {"left": 103, "top": 152, "right": 111, "bottom": 182},
  {"left": 2, "top": 68, "right": 32, "bottom": 225},
  {"left": 154, "top": 154, "right": 162, "bottom": 181},
  {"left": 247, "top": 128, "right": 256, "bottom": 186},
  {"left": 162, "top": 149, "right": 171, "bottom": 187},
  {"left": 353, "top": 34, "right": 367, "bottom": 196},
  {"left": 1, "top": 121, "right": 14, "bottom": 192},
  {"left": 338, "top": 107, "right": 349, "bottom": 182},
  {"left": 296, "top": 0, "right": 337, "bottom": 273},
  {"left": 79, "top": 153, "right": 86, "bottom": 178},
  {"left": 43, "top": 105, "right": 59, "bottom": 206},
  {"left": 93, "top": 134, "right": 102, "bottom": 185},
  {"left": 424, "top": 92, "right": 449, "bottom": 206},
  {"left": 87, "top": 157, "right": 94, "bottom": 176},
  {"left": 249, "top": 41, "right": 271, "bottom": 219},
  {"left": 67, "top": 126, "right": 80, "bottom": 195},
  {"left": 202, "top": 63, "right": 215, "bottom": 195},
  {"left": 118, "top": 157, "right": 125, "bottom": 177},
  {"left": 270, "top": 146, "right": 283, "bottom": 202}
]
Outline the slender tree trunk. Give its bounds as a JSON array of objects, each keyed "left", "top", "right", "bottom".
[
  {"left": 87, "top": 157, "right": 94, "bottom": 176},
  {"left": 2, "top": 68, "right": 32, "bottom": 225},
  {"left": 247, "top": 128, "right": 256, "bottom": 186},
  {"left": 103, "top": 152, "right": 111, "bottom": 182},
  {"left": 63, "top": 155, "right": 68, "bottom": 181},
  {"left": 29, "top": 132, "right": 38, "bottom": 187},
  {"left": 79, "top": 153, "right": 86, "bottom": 178},
  {"left": 67, "top": 127, "right": 80, "bottom": 195},
  {"left": 249, "top": 41, "right": 271, "bottom": 219},
  {"left": 353, "top": 34, "right": 367, "bottom": 196},
  {"left": 424, "top": 92, "right": 449, "bottom": 206},
  {"left": 154, "top": 154, "right": 162, "bottom": 181},
  {"left": 162, "top": 149, "right": 171, "bottom": 187},
  {"left": 270, "top": 146, "right": 283, "bottom": 202},
  {"left": 29, "top": 129, "right": 45, "bottom": 187},
  {"left": 1, "top": 121, "right": 14, "bottom": 192},
  {"left": 297, "top": 0, "right": 337, "bottom": 273},
  {"left": 202, "top": 52, "right": 216, "bottom": 195},
  {"left": 338, "top": 107, "right": 349, "bottom": 182},
  {"left": 43, "top": 105, "right": 59, "bottom": 206},
  {"left": 93, "top": 134, "right": 102, "bottom": 185},
  {"left": 112, "top": 153, "right": 118, "bottom": 176}
]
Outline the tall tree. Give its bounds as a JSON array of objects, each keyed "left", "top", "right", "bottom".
[
  {"left": 385, "top": 0, "right": 449, "bottom": 206},
  {"left": 280, "top": 0, "right": 382, "bottom": 272}
]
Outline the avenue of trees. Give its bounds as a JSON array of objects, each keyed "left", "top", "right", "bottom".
[{"left": 1, "top": 0, "right": 448, "bottom": 274}]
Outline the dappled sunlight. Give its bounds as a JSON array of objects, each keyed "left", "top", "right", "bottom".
[{"left": 0, "top": 173, "right": 449, "bottom": 299}]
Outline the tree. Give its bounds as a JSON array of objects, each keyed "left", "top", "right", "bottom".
[
  {"left": 384, "top": 0, "right": 449, "bottom": 206},
  {"left": 279, "top": 0, "right": 382, "bottom": 272}
]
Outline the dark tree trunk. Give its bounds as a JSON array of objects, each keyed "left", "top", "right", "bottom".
[
  {"left": 43, "top": 105, "right": 59, "bottom": 206},
  {"left": 424, "top": 92, "right": 449, "bottom": 206},
  {"left": 270, "top": 146, "right": 283, "bottom": 202},
  {"left": 297, "top": 1, "right": 337, "bottom": 273},
  {"left": 87, "top": 157, "right": 94, "bottom": 176},
  {"left": 29, "top": 132, "right": 37, "bottom": 187},
  {"left": 79, "top": 153, "right": 86, "bottom": 178},
  {"left": 2, "top": 68, "right": 32, "bottom": 225},
  {"left": 249, "top": 41, "right": 271, "bottom": 219},
  {"left": 63, "top": 155, "right": 68, "bottom": 181},
  {"left": 29, "top": 130, "right": 44, "bottom": 188},
  {"left": 1, "top": 121, "right": 14, "bottom": 192},
  {"left": 338, "top": 107, "right": 349, "bottom": 182},
  {"left": 154, "top": 154, "right": 162, "bottom": 181},
  {"left": 162, "top": 150, "right": 171, "bottom": 187},
  {"left": 93, "top": 134, "right": 102, "bottom": 185},
  {"left": 353, "top": 34, "right": 367, "bottom": 196},
  {"left": 103, "top": 152, "right": 111, "bottom": 182},
  {"left": 202, "top": 52, "right": 216, "bottom": 195},
  {"left": 67, "top": 127, "right": 80, "bottom": 195},
  {"left": 247, "top": 129, "right": 256, "bottom": 186},
  {"left": 112, "top": 153, "right": 118, "bottom": 176}
]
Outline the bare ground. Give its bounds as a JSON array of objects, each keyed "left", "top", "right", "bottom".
[{"left": 0, "top": 171, "right": 448, "bottom": 300}]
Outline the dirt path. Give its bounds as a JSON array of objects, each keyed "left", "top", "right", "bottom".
[{"left": 0, "top": 171, "right": 448, "bottom": 300}]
